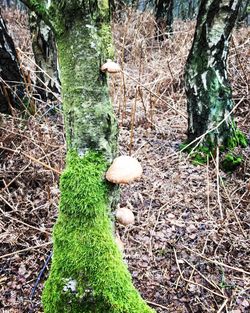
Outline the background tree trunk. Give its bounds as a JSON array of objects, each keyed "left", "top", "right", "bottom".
[
  {"left": 184, "top": 0, "right": 245, "bottom": 151},
  {"left": 29, "top": 11, "right": 60, "bottom": 101},
  {"left": 0, "top": 0, "right": 26, "bottom": 10},
  {"left": 174, "top": 0, "right": 200, "bottom": 20},
  {"left": 20, "top": 1, "right": 155, "bottom": 312},
  {"left": 237, "top": 0, "right": 250, "bottom": 23},
  {"left": 154, "top": 0, "right": 174, "bottom": 40},
  {"left": 0, "top": 10, "right": 26, "bottom": 114}
]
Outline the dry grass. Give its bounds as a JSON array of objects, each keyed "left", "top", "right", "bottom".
[{"left": 0, "top": 8, "right": 250, "bottom": 313}]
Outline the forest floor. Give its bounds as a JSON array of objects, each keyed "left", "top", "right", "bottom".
[{"left": 0, "top": 8, "right": 250, "bottom": 313}]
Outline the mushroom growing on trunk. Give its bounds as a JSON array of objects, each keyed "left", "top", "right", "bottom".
[{"left": 106, "top": 155, "right": 143, "bottom": 184}]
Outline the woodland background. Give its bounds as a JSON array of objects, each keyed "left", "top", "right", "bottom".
[{"left": 0, "top": 0, "right": 250, "bottom": 312}]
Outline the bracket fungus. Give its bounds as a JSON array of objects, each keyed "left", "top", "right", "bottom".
[
  {"left": 106, "top": 155, "right": 143, "bottom": 184},
  {"left": 101, "top": 59, "right": 121, "bottom": 73},
  {"left": 116, "top": 207, "right": 135, "bottom": 226}
]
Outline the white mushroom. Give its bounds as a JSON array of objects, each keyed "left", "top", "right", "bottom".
[
  {"left": 101, "top": 60, "right": 121, "bottom": 73},
  {"left": 116, "top": 207, "right": 135, "bottom": 226},
  {"left": 106, "top": 155, "right": 143, "bottom": 184}
]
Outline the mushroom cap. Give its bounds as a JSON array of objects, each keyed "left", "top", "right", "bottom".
[
  {"left": 106, "top": 155, "right": 143, "bottom": 184},
  {"left": 101, "top": 60, "right": 121, "bottom": 73},
  {"left": 115, "top": 236, "right": 124, "bottom": 252},
  {"left": 116, "top": 207, "right": 135, "bottom": 226}
]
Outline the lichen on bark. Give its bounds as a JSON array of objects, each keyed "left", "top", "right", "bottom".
[{"left": 56, "top": 16, "right": 117, "bottom": 161}]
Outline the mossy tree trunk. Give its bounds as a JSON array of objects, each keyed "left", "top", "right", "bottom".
[
  {"left": 184, "top": 0, "right": 246, "bottom": 151},
  {"left": 21, "top": 1, "right": 154, "bottom": 312}
]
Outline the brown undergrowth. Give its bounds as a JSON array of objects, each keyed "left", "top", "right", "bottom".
[{"left": 0, "top": 8, "right": 249, "bottom": 313}]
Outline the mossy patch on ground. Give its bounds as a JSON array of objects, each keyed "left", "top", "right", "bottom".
[{"left": 180, "top": 128, "right": 248, "bottom": 171}]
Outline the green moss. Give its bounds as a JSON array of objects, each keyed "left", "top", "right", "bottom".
[
  {"left": 29, "top": 0, "right": 47, "bottom": 16},
  {"left": 55, "top": 17, "right": 118, "bottom": 161},
  {"left": 221, "top": 152, "right": 243, "bottom": 172},
  {"left": 42, "top": 150, "right": 154, "bottom": 313},
  {"left": 226, "top": 128, "right": 248, "bottom": 149},
  {"left": 180, "top": 128, "right": 248, "bottom": 171},
  {"left": 59, "top": 150, "right": 109, "bottom": 217},
  {"left": 180, "top": 142, "right": 212, "bottom": 165},
  {"left": 99, "top": 24, "right": 115, "bottom": 59}
]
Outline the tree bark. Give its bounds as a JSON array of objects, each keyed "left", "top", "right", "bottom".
[
  {"left": 20, "top": 1, "right": 154, "bottom": 312},
  {"left": 155, "top": 0, "right": 174, "bottom": 39},
  {"left": 174, "top": 0, "right": 201, "bottom": 20},
  {"left": 237, "top": 0, "right": 250, "bottom": 23},
  {"left": 184, "top": 0, "right": 245, "bottom": 151},
  {"left": 0, "top": 10, "right": 26, "bottom": 114},
  {"left": 29, "top": 11, "right": 60, "bottom": 101}
]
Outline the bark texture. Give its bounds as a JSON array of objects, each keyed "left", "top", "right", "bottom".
[
  {"left": 29, "top": 11, "right": 60, "bottom": 101},
  {"left": 155, "top": 0, "right": 174, "bottom": 39},
  {"left": 184, "top": 0, "right": 244, "bottom": 149},
  {"left": 20, "top": 0, "right": 154, "bottom": 312},
  {"left": 0, "top": 11, "right": 26, "bottom": 114}
]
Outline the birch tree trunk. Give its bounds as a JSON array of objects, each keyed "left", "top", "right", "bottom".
[
  {"left": 184, "top": 0, "right": 246, "bottom": 153},
  {"left": 20, "top": 1, "right": 154, "bottom": 312}
]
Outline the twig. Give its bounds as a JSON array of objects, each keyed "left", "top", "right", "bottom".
[
  {"left": 0, "top": 195, "right": 51, "bottom": 235},
  {"left": 231, "top": 36, "right": 249, "bottom": 89},
  {"left": 183, "top": 246, "right": 250, "bottom": 275},
  {"left": 210, "top": 154, "right": 247, "bottom": 237},
  {"left": 0, "top": 146, "right": 61, "bottom": 175},
  {"left": 0, "top": 126, "right": 62, "bottom": 148},
  {"left": 146, "top": 300, "right": 169, "bottom": 310},
  {"left": 206, "top": 156, "right": 211, "bottom": 217},
  {"left": 123, "top": 70, "right": 187, "bottom": 119},
  {"left": 129, "top": 87, "right": 138, "bottom": 155},
  {"left": 16, "top": 48, "right": 61, "bottom": 90},
  {"left": 23, "top": 151, "right": 61, "bottom": 174},
  {"left": 216, "top": 147, "right": 223, "bottom": 219},
  {"left": 173, "top": 248, "right": 227, "bottom": 299},
  {"left": 30, "top": 251, "right": 53, "bottom": 300},
  {"left": 0, "top": 242, "right": 52, "bottom": 259},
  {"left": 217, "top": 298, "right": 228, "bottom": 313},
  {"left": 184, "top": 259, "right": 223, "bottom": 294},
  {"left": 0, "top": 161, "right": 31, "bottom": 193}
]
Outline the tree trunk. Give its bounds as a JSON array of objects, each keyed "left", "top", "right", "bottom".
[
  {"left": 21, "top": 1, "right": 154, "bottom": 312},
  {"left": 184, "top": 0, "right": 246, "bottom": 152},
  {"left": 29, "top": 11, "right": 60, "bottom": 101},
  {"left": 237, "top": 0, "right": 250, "bottom": 23},
  {"left": 155, "top": 0, "right": 174, "bottom": 40},
  {"left": 0, "top": 11, "right": 26, "bottom": 114}
]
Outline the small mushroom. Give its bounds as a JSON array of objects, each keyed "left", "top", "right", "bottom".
[
  {"left": 106, "top": 155, "right": 143, "bottom": 184},
  {"left": 116, "top": 207, "right": 135, "bottom": 226},
  {"left": 115, "top": 236, "right": 124, "bottom": 252},
  {"left": 101, "top": 59, "right": 121, "bottom": 73}
]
